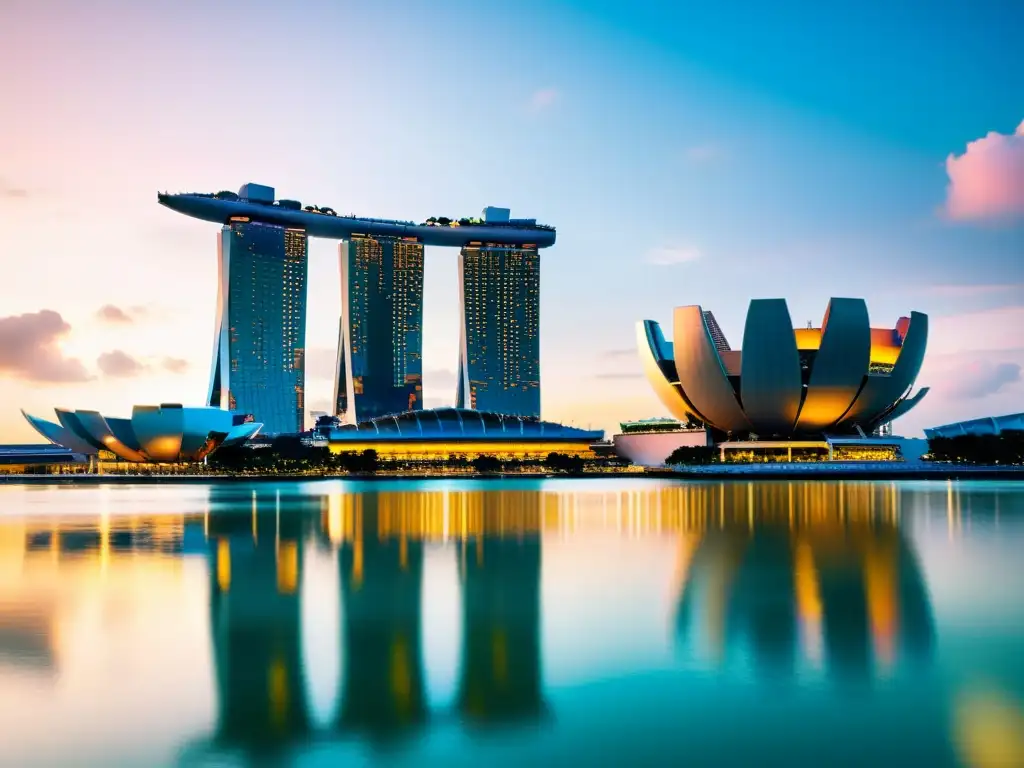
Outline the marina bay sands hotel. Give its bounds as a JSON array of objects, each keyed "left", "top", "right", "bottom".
[{"left": 159, "top": 183, "right": 556, "bottom": 434}]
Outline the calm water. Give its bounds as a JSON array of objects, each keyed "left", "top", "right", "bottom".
[{"left": 0, "top": 478, "right": 1022, "bottom": 767}]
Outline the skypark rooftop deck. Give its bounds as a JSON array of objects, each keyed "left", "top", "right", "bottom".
[{"left": 158, "top": 189, "right": 557, "bottom": 248}]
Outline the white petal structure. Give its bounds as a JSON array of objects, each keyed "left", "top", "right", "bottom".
[
  {"left": 23, "top": 404, "right": 262, "bottom": 463},
  {"left": 639, "top": 298, "right": 928, "bottom": 437}
]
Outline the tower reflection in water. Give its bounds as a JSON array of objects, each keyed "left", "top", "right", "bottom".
[
  {"left": 334, "top": 491, "right": 429, "bottom": 742},
  {"left": 326, "top": 488, "right": 546, "bottom": 740},
  {"left": 669, "top": 482, "right": 934, "bottom": 682},
  {"left": 192, "top": 480, "right": 938, "bottom": 758},
  {"left": 204, "top": 487, "right": 319, "bottom": 755}
]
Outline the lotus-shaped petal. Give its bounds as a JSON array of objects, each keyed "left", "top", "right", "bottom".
[
  {"left": 23, "top": 404, "right": 262, "bottom": 463},
  {"left": 639, "top": 298, "right": 928, "bottom": 437}
]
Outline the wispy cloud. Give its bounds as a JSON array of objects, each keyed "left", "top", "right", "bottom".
[
  {"left": 683, "top": 142, "right": 726, "bottom": 164},
  {"left": 97, "top": 350, "right": 146, "bottom": 378},
  {"left": 96, "top": 304, "right": 134, "bottom": 324},
  {"left": 162, "top": 357, "right": 189, "bottom": 374},
  {"left": 0, "top": 310, "right": 91, "bottom": 383},
  {"left": 943, "top": 119, "right": 1024, "bottom": 222},
  {"left": 528, "top": 87, "right": 560, "bottom": 112},
  {"left": 646, "top": 246, "right": 701, "bottom": 266},
  {"left": 0, "top": 178, "right": 30, "bottom": 199},
  {"left": 944, "top": 360, "right": 1021, "bottom": 399}
]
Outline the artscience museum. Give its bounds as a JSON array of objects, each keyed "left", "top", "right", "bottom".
[
  {"left": 617, "top": 297, "right": 931, "bottom": 465},
  {"left": 23, "top": 405, "right": 262, "bottom": 464}
]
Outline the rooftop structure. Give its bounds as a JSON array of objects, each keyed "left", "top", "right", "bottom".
[
  {"left": 158, "top": 189, "right": 556, "bottom": 248},
  {"left": 618, "top": 418, "right": 701, "bottom": 434},
  {"left": 639, "top": 297, "right": 929, "bottom": 439},
  {"left": 924, "top": 412, "right": 1024, "bottom": 439}
]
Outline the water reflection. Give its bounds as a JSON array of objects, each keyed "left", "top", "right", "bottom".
[
  {"left": 673, "top": 483, "right": 935, "bottom": 684},
  {"left": 456, "top": 495, "right": 544, "bottom": 727},
  {"left": 0, "top": 479, "right": 1021, "bottom": 767},
  {"left": 204, "top": 489, "right": 319, "bottom": 755},
  {"left": 335, "top": 492, "right": 428, "bottom": 743}
]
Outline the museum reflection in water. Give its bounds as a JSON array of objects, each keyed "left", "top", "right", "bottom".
[{"left": 1, "top": 481, "right": 967, "bottom": 757}]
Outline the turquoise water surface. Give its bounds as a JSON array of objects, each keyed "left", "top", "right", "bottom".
[{"left": 0, "top": 478, "right": 1021, "bottom": 767}]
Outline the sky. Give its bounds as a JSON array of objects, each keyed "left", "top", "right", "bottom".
[{"left": 0, "top": 0, "right": 1022, "bottom": 441}]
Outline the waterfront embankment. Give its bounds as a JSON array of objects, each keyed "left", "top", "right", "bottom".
[{"left": 2, "top": 463, "right": 1023, "bottom": 484}]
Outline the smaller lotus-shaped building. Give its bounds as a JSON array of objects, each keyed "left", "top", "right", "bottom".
[
  {"left": 639, "top": 298, "right": 928, "bottom": 439},
  {"left": 23, "top": 404, "right": 262, "bottom": 463}
]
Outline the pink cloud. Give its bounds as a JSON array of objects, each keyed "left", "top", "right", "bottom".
[
  {"left": 944, "top": 120, "right": 1024, "bottom": 221},
  {"left": 943, "top": 360, "right": 1021, "bottom": 400},
  {"left": 0, "top": 310, "right": 91, "bottom": 383},
  {"left": 528, "top": 88, "right": 559, "bottom": 112}
]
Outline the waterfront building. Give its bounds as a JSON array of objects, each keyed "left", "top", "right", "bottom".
[
  {"left": 612, "top": 419, "right": 710, "bottom": 467},
  {"left": 457, "top": 245, "right": 541, "bottom": 418},
  {"left": 334, "top": 235, "right": 424, "bottom": 423},
  {"left": 0, "top": 444, "right": 87, "bottom": 475},
  {"left": 209, "top": 219, "right": 308, "bottom": 434},
  {"left": 327, "top": 407, "right": 601, "bottom": 461},
  {"left": 640, "top": 297, "right": 928, "bottom": 439},
  {"left": 924, "top": 412, "right": 1024, "bottom": 439},
  {"left": 22, "top": 405, "right": 261, "bottom": 464},
  {"left": 626, "top": 297, "right": 930, "bottom": 465}
]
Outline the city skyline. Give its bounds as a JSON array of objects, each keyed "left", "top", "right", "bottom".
[{"left": 0, "top": 0, "right": 1022, "bottom": 442}]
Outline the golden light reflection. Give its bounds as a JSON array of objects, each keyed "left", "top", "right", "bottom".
[
  {"left": 390, "top": 634, "right": 413, "bottom": 718},
  {"left": 864, "top": 538, "right": 899, "bottom": 671},
  {"left": 313, "top": 482, "right": 907, "bottom": 545},
  {"left": 954, "top": 687, "right": 1024, "bottom": 768},
  {"left": 793, "top": 537, "right": 824, "bottom": 667},
  {"left": 216, "top": 538, "right": 231, "bottom": 592},
  {"left": 327, "top": 493, "right": 343, "bottom": 544},
  {"left": 268, "top": 655, "right": 290, "bottom": 732},
  {"left": 276, "top": 541, "right": 298, "bottom": 595}
]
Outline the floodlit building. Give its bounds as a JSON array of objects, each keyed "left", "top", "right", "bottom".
[
  {"left": 456, "top": 244, "right": 541, "bottom": 418},
  {"left": 626, "top": 297, "right": 930, "bottom": 464},
  {"left": 334, "top": 234, "right": 424, "bottom": 423},
  {"left": 612, "top": 419, "right": 710, "bottom": 467},
  {"left": 327, "top": 408, "right": 601, "bottom": 461},
  {"left": 209, "top": 217, "right": 308, "bottom": 435},
  {"left": 22, "top": 405, "right": 261, "bottom": 464}
]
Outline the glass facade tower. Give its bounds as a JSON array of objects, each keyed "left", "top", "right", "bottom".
[
  {"left": 334, "top": 235, "right": 424, "bottom": 423},
  {"left": 456, "top": 245, "right": 541, "bottom": 418},
  {"left": 208, "top": 220, "right": 308, "bottom": 434}
]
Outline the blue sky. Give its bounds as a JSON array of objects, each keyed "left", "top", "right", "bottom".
[{"left": 0, "top": 0, "right": 1021, "bottom": 438}]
